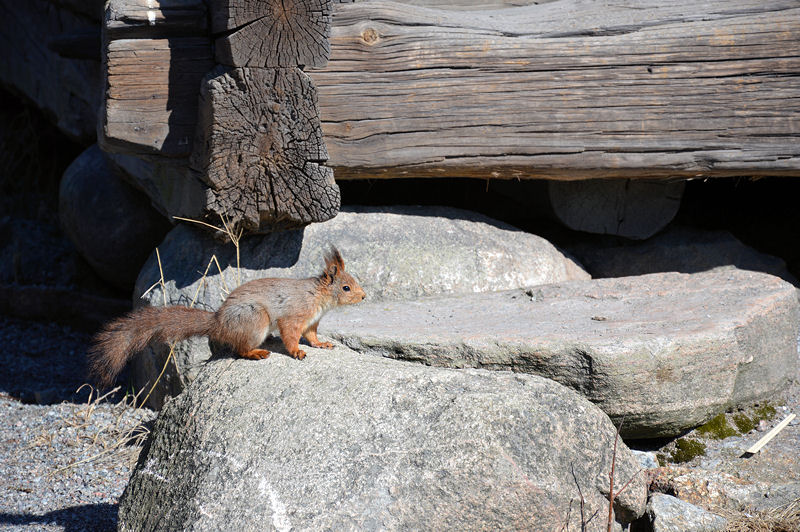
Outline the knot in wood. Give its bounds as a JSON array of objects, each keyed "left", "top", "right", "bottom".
[{"left": 361, "top": 27, "right": 379, "bottom": 45}]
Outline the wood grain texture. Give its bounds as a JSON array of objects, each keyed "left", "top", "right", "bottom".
[
  {"left": 105, "top": 0, "right": 208, "bottom": 38},
  {"left": 190, "top": 67, "right": 339, "bottom": 231},
  {"left": 210, "top": 0, "right": 332, "bottom": 68},
  {"left": 101, "top": 0, "right": 213, "bottom": 157},
  {"left": 307, "top": 0, "right": 800, "bottom": 179},
  {"left": 101, "top": 37, "right": 213, "bottom": 157}
]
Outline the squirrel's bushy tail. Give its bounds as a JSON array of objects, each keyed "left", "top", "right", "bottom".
[{"left": 89, "top": 305, "right": 214, "bottom": 387}]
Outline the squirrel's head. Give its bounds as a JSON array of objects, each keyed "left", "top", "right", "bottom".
[{"left": 320, "top": 246, "right": 366, "bottom": 305}]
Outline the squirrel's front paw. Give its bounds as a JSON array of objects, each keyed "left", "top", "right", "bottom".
[{"left": 290, "top": 349, "right": 307, "bottom": 360}]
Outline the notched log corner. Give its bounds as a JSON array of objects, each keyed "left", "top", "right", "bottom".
[
  {"left": 190, "top": 66, "right": 340, "bottom": 233},
  {"left": 210, "top": 0, "right": 332, "bottom": 68}
]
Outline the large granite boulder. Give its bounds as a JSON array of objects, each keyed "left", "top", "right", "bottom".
[
  {"left": 130, "top": 205, "right": 588, "bottom": 407},
  {"left": 119, "top": 348, "right": 646, "bottom": 531},
  {"left": 135, "top": 205, "right": 589, "bottom": 305},
  {"left": 321, "top": 269, "right": 799, "bottom": 438},
  {"left": 59, "top": 145, "right": 171, "bottom": 289}
]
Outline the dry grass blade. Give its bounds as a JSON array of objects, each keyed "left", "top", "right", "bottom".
[
  {"left": 194, "top": 253, "right": 231, "bottom": 299},
  {"left": 606, "top": 416, "right": 643, "bottom": 532},
  {"left": 155, "top": 247, "right": 168, "bottom": 307},
  {"left": 218, "top": 213, "right": 243, "bottom": 287},
  {"left": 140, "top": 247, "right": 174, "bottom": 408},
  {"left": 211, "top": 254, "right": 231, "bottom": 294},
  {"left": 140, "top": 278, "right": 162, "bottom": 300},
  {"left": 722, "top": 498, "right": 800, "bottom": 532},
  {"left": 141, "top": 229, "right": 235, "bottom": 408},
  {"left": 49, "top": 384, "right": 154, "bottom": 476},
  {"left": 173, "top": 214, "right": 243, "bottom": 288},
  {"left": 172, "top": 215, "right": 227, "bottom": 234}
]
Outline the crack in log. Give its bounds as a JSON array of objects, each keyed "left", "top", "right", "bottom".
[{"left": 211, "top": 13, "right": 270, "bottom": 39}]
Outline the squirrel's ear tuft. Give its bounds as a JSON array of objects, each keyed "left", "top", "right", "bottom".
[
  {"left": 324, "top": 246, "right": 345, "bottom": 271},
  {"left": 322, "top": 246, "right": 343, "bottom": 279}
]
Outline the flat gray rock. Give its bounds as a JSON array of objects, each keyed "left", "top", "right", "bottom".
[
  {"left": 320, "top": 269, "right": 799, "bottom": 438},
  {"left": 131, "top": 205, "right": 587, "bottom": 408},
  {"left": 119, "top": 348, "right": 646, "bottom": 531}
]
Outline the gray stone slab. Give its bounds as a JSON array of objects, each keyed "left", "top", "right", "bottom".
[{"left": 320, "top": 269, "right": 800, "bottom": 438}]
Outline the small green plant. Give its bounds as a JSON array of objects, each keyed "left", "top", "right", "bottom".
[
  {"left": 669, "top": 438, "right": 707, "bottom": 463},
  {"left": 732, "top": 412, "right": 756, "bottom": 434},
  {"left": 696, "top": 413, "right": 739, "bottom": 440},
  {"left": 731, "top": 403, "right": 777, "bottom": 434},
  {"left": 753, "top": 402, "right": 777, "bottom": 422}
]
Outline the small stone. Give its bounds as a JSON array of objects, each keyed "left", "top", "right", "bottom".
[
  {"left": 631, "top": 450, "right": 660, "bottom": 469},
  {"left": 646, "top": 493, "right": 727, "bottom": 532}
]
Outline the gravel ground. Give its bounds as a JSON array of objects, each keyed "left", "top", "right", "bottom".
[{"left": 0, "top": 316, "right": 154, "bottom": 532}]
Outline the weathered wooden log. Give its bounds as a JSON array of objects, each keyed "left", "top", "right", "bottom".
[
  {"left": 210, "top": 0, "right": 332, "bottom": 68},
  {"left": 101, "top": 37, "right": 214, "bottom": 157},
  {"left": 104, "top": 0, "right": 209, "bottom": 38},
  {"left": 190, "top": 66, "right": 339, "bottom": 230},
  {"left": 547, "top": 179, "right": 686, "bottom": 240},
  {"left": 307, "top": 0, "right": 800, "bottom": 179},
  {"left": 94, "top": 0, "right": 800, "bottom": 236},
  {"left": 100, "top": 0, "right": 213, "bottom": 157},
  {"left": 100, "top": 0, "right": 338, "bottom": 232},
  {"left": 98, "top": 0, "right": 800, "bottom": 179}
]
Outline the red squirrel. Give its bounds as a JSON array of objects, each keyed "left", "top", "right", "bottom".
[{"left": 89, "top": 247, "right": 366, "bottom": 386}]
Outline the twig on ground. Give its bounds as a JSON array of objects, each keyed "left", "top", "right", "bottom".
[
  {"left": 606, "top": 416, "right": 644, "bottom": 532},
  {"left": 569, "top": 463, "right": 599, "bottom": 531}
]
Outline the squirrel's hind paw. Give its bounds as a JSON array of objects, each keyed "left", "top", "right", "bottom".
[
  {"left": 240, "top": 348, "right": 270, "bottom": 360},
  {"left": 310, "top": 341, "right": 334, "bottom": 349}
]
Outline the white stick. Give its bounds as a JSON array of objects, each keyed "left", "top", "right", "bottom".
[{"left": 744, "top": 413, "right": 796, "bottom": 455}]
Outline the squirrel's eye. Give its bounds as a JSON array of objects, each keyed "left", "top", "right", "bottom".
[{"left": 343, "top": 285, "right": 351, "bottom": 292}]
